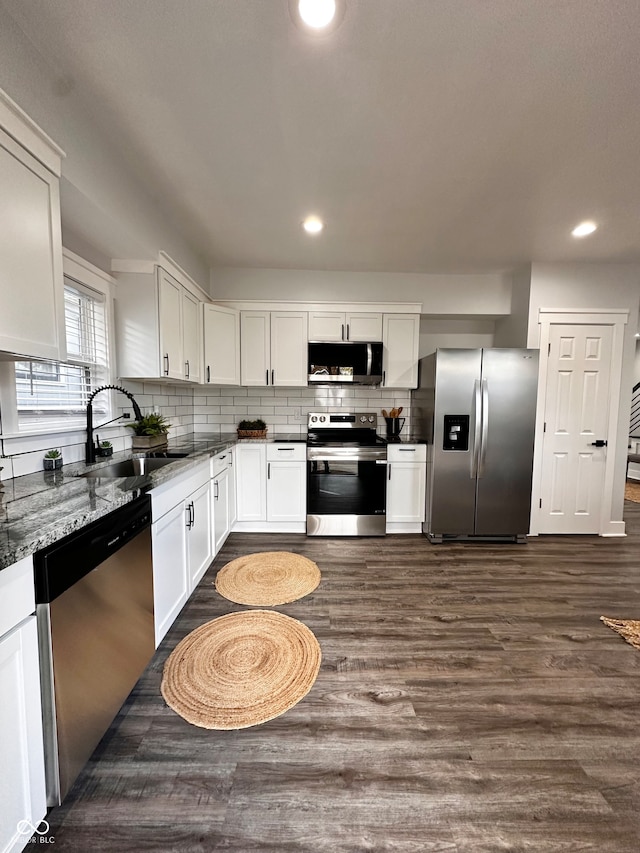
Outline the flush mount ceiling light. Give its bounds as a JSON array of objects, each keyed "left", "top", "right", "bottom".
[
  {"left": 290, "top": 0, "right": 345, "bottom": 34},
  {"left": 303, "top": 215, "right": 324, "bottom": 234},
  {"left": 299, "top": 0, "right": 336, "bottom": 28},
  {"left": 571, "top": 220, "right": 598, "bottom": 238}
]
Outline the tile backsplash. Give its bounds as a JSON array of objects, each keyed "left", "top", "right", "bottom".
[
  {"left": 193, "top": 385, "right": 413, "bottom": 437},
  {"left": 0, "top": 382, "right": 413, "bottom": 480}
]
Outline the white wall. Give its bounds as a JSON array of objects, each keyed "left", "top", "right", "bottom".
[
  {"left": 0, "top": 10, "right": 208, "bottom": 286},
  {"left": 210, "top": 267, "right": 512, "bottom": 315},
  {"left": 494, "top": 265, "right": 531, "bottom": 347},
  {"left": 419, "top": 318, "right": 495, "bottom": 358}
]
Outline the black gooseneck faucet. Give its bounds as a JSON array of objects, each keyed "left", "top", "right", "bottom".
[{"left": 85, "top": 385, "right": 143, "bottom": 464}]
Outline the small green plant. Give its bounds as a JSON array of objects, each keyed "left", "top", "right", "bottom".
[
  {"left": 127, "top": 412, "right": 171, "bottom": 436},
  {"left": 44, "top": 449, "right": 62, "bottom": 459},
  {"left": 238, "top": 419, "right": 267, "bottom": 430},
  {"left": 99, "top": 440, "right": 113, "bottom": 449}
]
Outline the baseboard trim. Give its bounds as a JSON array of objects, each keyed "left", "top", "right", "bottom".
[{"left": 601, "top": 520, "right": 626, "bottom": 537}]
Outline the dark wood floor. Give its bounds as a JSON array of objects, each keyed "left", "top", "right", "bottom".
[{"left": 43, "top": 504, "right": 640, "bottom": 851}]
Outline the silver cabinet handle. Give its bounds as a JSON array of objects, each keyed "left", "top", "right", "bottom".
[
  {"left": 398, "top": 448, "right": 416, "bottom": 452},
  {"left": 163, "top": 353, "right": 169, "bottom": 375},
  {"left": 271, "top": 369, "right": 275, "bottom": 385},
  {"left": 267, "top": 462, "right": 271, "bottom": 479},
  {"left": 388, "top": 466, "right": 391, "bottom": 480},
  {"left": 346, "top": 323, "right": 350, "bottom": 340},
  {"left": 214, "top": 480, "right": 219, "bottom": 500},
  {"left": 185, "top": 360, "right": 190, "bottom": 379},
  {"left": 265, "top": 369, "right": 269, "bottom": 385},
  {"left": 206, "top": 365, "right": 210, "bottom": 383},
  {"left": 341, "top": 324, "right": 345, "bottom": 340}
]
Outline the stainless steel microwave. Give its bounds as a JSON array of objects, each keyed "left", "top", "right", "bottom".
[{"left": 308, "top": 341, "right": 383, "bottom": 386}]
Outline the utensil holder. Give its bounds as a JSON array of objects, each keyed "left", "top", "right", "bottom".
[{"left": 384, "top": 417, "right": 405, "bottom": 438}]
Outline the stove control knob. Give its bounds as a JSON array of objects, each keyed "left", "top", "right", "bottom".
[
  {"left": 310, "top": 415, "right": 317, "bottom": 422},
  {"left": 368, "top": 415, "right": 375, "bottom": 422},
  {"left": 319, "top": 415, "right": 326, "bottom": 422},
  {"left": 359, "top": 415, "right": 367, "bottom": 422}
]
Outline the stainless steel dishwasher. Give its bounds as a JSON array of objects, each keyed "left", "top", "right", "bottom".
[{"left": 34, "top": 494, "right": 154, "bottom": 806}]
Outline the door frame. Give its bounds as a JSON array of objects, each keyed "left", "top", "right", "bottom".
[{"left": 530, "top": 309, "right": 628, "bottom": 537}]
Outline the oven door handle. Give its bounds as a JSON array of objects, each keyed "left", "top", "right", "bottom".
[{"left": 307, "top": 455, "right": 387, "bottom": 463}]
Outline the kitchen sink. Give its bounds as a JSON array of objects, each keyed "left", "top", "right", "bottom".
[{"left": 80, "top": 457, "right": 180, "bottom": 478}]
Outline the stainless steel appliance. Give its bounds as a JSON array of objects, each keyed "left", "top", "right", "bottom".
[
  {"left": 307, "top": 412, "right": 387, "bottom": 535},
  {"left": 413, "top": 348, "right": 539, "bottom": 542},
  {"left": 308, "top": 341, "right": 383, "bottom": 386},
  {"left": 34, "top": 495, "right": 154, "bottom": 805}
]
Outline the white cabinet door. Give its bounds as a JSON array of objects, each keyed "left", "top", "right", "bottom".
[
  {"left": 0, "top": 616, "right": 47, "bottom": 853},
  {"left": 0, "top": 127, "right": 65, "bottom": 361},
  {"left": 203, "top": 304, "right": 240, "bottom": 385},
  {"left": 386, "top": 462, "right": 426, "bottom": 523},
  {"left": 382, "top": 314, "right": 420, "bottom": 389},
  {"left": 235, "top": 444, "right": 267, "bottom": 521},
  {"left": 186, "top": 481, "right": 212, "bottom": 590},
  {"left": 308, "top": 311, "right": 382, "bottom": 342},
  {"left": 270, "top": 312, "right": 308, "bottom": 386},
  {"left": 212, "top": 467, "right": 230, "bottom": 553},
  {"left": 267, "top": 460, "right": 307, "bottom": 522},
  {"left": 152, "top": 502, "right": 188, "bottom": 647},
  {"left": 240, "top": 311, "right": 270, "bottom": 386},
  {"left": 182, "top": 289, "right": 202, "bottom": 384},
  {"left": 308, "top": 311, "right": 345, "bottom": 341},
  {"left": 158, "top": 268, "right": 184, "bottom": 381},
  {"left": 346, "top": 312, "right": 383, "bottom": 341}
]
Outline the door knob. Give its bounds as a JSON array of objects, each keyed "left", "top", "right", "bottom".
[{"left": 591, "top": 439, "right": 608, "bottom": 447}]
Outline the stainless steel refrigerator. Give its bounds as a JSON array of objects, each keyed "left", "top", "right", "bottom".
[{"left": 412, "top": 348, "right": 539, "bottom": 542}]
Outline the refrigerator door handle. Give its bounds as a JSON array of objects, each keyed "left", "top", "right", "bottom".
[
  {"left": 471, "top": 379, "right": 481, "bottom": 478},
  {"left": 478, "top": 378, "right": 489, "bottom": 478}
]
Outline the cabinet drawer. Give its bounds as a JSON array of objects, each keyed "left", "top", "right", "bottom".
[
  {"left": 387, "top": 444, "right": 426, "bottom": 462},
  {"left": 266, "top": 443, "right": 306, "bottom": 462},
  {"left": 211, "top": 450, "right": 231, "bottom": 478},
  {"left": 0, "top": 556, "right": 35, "bottom": 637}
]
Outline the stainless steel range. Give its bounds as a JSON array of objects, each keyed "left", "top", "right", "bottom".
[{"left": 306, "top": 412, "right": 387, "bottom": 536}]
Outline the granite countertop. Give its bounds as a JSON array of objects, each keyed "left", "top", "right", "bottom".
[{"left": 0, "top": 432, "right": 239, "bottom": 571}]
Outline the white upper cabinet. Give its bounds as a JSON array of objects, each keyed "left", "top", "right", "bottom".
[
  {"left": 0, "top": 89, "right": 66, "bottom": 361},
  {"left": 382, "top": 313, "right": 420, "bottom": 389},
  {"left": 308, "top": 311, "right": 382, "bottom": 342},
  {"left": 115, "top": 263, "right": 203, "bottom": 382},
  {"left": 240, "top": 310, "right": 307, "bottom": 387},
  {"left": 203, "top": 304, "right": 240, "bottom": 385}
]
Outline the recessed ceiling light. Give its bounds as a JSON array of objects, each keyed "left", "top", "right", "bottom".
[
  {"left": 303, "top": 215, "right": 324, "bottom": 234},
  {"left": 571, "top": 220, "right": 598, "bottom": 238},
  {"left": 298, "top": 0, "right": 336, "bottom": 29}
]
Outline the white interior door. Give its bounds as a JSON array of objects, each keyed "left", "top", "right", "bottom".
[{"left": 539, "top": 324, "right": 613, "bottom": 533}]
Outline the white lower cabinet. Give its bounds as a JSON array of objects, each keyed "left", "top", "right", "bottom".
[
  {"left": 150, "top": 461, "right": 212, "bottom": 647},
  {"left": 211, "top": 451, "right": 231, "bottom": 554},
  {"left": 235, "top": 443, "right": 306, "bottom": 532},
  {"left": 386, "top": 444, "right": 427, "bottom": 532},
  {"left": 266, "top": 444, "right": 307, "bottom": 523},
  {"left": 0, "top": 557, "right": 47, "bottom": 853}
]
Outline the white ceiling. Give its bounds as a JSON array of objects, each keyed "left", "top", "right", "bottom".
[{"left": 4, "top": 0, "right": 640, "bottom": 274}]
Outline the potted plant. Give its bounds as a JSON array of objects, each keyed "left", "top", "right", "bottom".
[
  {"left": 44, "top": 449, "right": 63, "bottom": 470},
  {"left": 127, "top": 412, "right": 171, "bottom": 450},
  {"left": 97, "top": 440, "right": 113, "bottom": 458},
  {"left": 237, "top": 418, "right": 268, "bottom": 439}
]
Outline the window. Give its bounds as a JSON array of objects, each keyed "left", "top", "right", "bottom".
[{"left": 15, "top": 277, "right": 110, "bottom": 431}]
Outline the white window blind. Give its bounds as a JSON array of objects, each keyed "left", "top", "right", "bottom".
[{"left": 15, "top": 277, "right": 110, "bottom": 430}]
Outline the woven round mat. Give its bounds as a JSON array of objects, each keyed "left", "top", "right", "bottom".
[
  {"left": 161, "top": 610, "right": 321, "bottom": 729},
  {"left": 215, "top": 551, "right": 321, "bottom": 605}
]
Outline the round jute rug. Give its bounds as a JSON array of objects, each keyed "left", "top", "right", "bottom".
[
  {"left": 161, "top": 610, "right": 321, "bottom": 729},
  {"left": 215, "top": 551, "right": 321, "bottom": 605}
]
